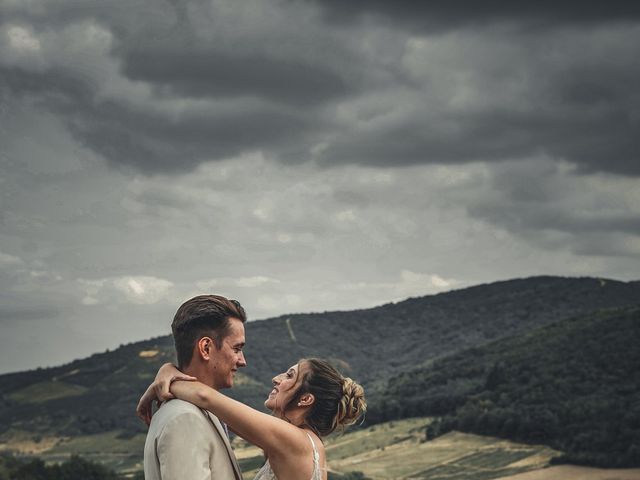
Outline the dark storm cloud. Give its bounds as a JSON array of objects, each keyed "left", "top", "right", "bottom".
[
  {"left": 0, "top": 66, "right": 317, "bottom": 171},
  {"left": 2, "top": 0, "right": 639, "bottom": 175},
  {"left": 317, "top": 24, "right": 640, "bottom": 176},
  {"left": 319, "top": 99, "right": 640, "bottom": 176},
  {"left": 121, "top": 48, "right": 353, "bottom": 106},
  {"left": 68, "top": 102, "right": 315, "bottom": 173},
  {"left": 0, "top": 0, "right": 361, "bottom": 172},
  {"left": 5, "top": 1, "right": 358, "bottom": 106},
  {"left": 312, "top": 0, "right": 640, "bottom": 31},
  {"left": 1, "top": 66, "right": 95, "bottom": 106}
]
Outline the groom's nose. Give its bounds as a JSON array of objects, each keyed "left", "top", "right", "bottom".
[{"left": 237, "top": 351, "right": 247, "bottom": 367}]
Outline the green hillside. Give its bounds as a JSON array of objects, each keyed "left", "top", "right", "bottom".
[
  {"left": 373, "top": 307, "right": 640, "bottom": 467},
  {"left": 0, "top": 276, "right": 639, "bottom": 470}
]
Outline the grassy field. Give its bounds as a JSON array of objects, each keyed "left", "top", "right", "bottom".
[
  {"left": 230, "top": 417, "right": 560, "bottom": 480},
  {"left": 7, "top": 381, "right": 88, "bottom": 404},
  {"left": 327, "top": 418, "right": 557, "bottom": 480},
  {"left": 496, "top": 465, "right": 640, "bottom": 480},
  {"left": 0, "top": 429, "right": 146, "bottom": 475},
  {"left": 3, "top": 416, "right": 638, "bottom": 480}
]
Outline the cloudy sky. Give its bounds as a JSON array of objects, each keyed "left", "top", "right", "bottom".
[{"left": 1, "top": 0, "right": 639, "bottom": 374}]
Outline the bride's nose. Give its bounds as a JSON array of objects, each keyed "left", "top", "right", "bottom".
[{"left": 272, "top": 373, "right": 282, "bottom": 385}]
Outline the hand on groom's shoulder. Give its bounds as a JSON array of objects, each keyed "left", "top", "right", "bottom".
[{"left": 146, "top": 400, "right": 214, "bottom": 480}]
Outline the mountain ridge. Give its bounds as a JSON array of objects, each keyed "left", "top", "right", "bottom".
[
  {"left": 2, "top": 275, "right": 637, "bottom": 377},
  {"left": 1, "top": 275, "right": 639, "bottom": 462}
]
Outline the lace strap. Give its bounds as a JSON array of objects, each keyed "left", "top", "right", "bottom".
[{"left": 305, "top": 432, "right": 320, "bottom": 464}]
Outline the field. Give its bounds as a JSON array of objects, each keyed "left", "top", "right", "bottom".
[
  {"left": 0, "top": 430, "right": 145, "bottom": 476},
  {"left": 497, "top": 465, "right": 640, "bottom": 480},
  {"left": 6, "top": 381, "right": 88, "bottom": 404},
  {"left": 3, "top": 417, "right": 640, "bottom": 480},
  {"left": 233, "top": 417, "right": 560, "bottom": 480}
]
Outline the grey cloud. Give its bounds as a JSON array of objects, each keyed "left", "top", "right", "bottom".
[
  {"left": 71, "top": 102, "right": 316, "bottom": 172},
  {"left": 1, "top": 66, "right": 95, "bottom": 106},
  {"left": 0, "top": 0, "right": 361, "bottom": 172},
  {"left": 0, "top": 305, "right": 60, "bottom": 322},
  {"left": 5, "top": 0, "right": 361, "bottom": 107},
  {"left": 1, "top": 0, "right": 638, "bottom": 176},
  {"left": 460, "top": 160, "right": 640, "bottom": 257},
  {"left": 112, "top": 0, "right": 360, "bottom": 106},
  {"left": 121, "top": 48, "right": 354, "bottom": 106},
  {"left": 0, "top": 131, "right": 639, "bottom": 372},
  {"left": 469, "top": 203, "right": 640, "bottom": 237},
  {"left": 570, "top": 233, "right": 640, "bottom": 258},
  {"left": 317, "top": 25, "right": 640, "bottom": 176},
  {"left": 1, "top": 0, "right": 166, "bottom": 33},
  {"left": 1, "top": 66, "right": 318, "bottom": 172},
  {"left": 319, "top": 105, "right": 640, "bottom": 175},
  {"left": 312, "top": 0, "right": 640, "bottom": 31}
]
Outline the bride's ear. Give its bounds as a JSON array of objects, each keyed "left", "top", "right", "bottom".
[{"left": 297, "top": 393, "right": 315, "bottom": 407}]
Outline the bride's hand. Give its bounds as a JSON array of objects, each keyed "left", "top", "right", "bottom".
[{"left": 135, "top": 363, "right": 196, "bottom": 426}]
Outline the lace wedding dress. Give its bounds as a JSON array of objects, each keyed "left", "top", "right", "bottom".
[{"left": 253, "top": 432, "right": 322, "bottom": 480}]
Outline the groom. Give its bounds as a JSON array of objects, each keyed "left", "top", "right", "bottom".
[{"left": 144, "top": 295, "right": 247, "bottom": 480}]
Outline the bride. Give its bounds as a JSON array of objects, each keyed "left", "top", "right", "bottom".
[{"left": 137, "top": 358, "right": 366, "bottom": 480}]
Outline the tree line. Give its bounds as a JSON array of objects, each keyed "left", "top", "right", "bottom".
[{"left": 371, "top": 308, "right": 640, "bottom": 468}]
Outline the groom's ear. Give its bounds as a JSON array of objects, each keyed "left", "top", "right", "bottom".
[
  {"left": 297, "top": 393, "right": 315, "bottom": 407},
  {"left": 196, "top": 336, "right": 216, "bottom": 361}
]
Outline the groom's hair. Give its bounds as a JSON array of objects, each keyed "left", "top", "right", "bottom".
[{"left": 171, "top": 295, "right": 246, "bottom": 369}]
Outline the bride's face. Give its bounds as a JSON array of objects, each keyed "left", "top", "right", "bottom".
[{"left": 264, "top": 363, "right": 303, "bottom": 413}]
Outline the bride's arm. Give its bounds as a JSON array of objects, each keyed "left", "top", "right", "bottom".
[
  {"left": 170, "top": 379, "right": 308, "bottom": 458},
  {"left": 136, "top": 363, "right": 196, "bottom": 425},
  {"left": 136, "top": 363, "right": 308, "bottom": 457}
]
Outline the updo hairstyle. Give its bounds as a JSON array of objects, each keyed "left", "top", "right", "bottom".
[{"left": 285, "top": 358, "right": 366, "bottom": 437}]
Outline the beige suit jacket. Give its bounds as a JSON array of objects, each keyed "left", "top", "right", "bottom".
[{"left": 143, "top": 398, "right": 242, "bottom": 480}]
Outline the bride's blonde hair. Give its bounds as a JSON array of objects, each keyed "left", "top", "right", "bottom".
[{"left": 285, "top": 358, "right": 366, "bottom": 437}]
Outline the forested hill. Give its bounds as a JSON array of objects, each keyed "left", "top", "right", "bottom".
[
  {"left": 239, "top": 276, "right": 640, "bottom": 390},
  {"left": 1, "top": 276, "right": 639, "bottom": 444},
  {"left": 372, "top": 307, "right": 640, "bottom": 467}
]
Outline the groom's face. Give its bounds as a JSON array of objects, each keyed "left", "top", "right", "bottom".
[{"left": 209, "top": 317, "right": 247, "bottom": 390}]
